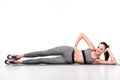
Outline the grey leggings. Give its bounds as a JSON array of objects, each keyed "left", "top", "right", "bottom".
[{"left": 22, "top": 46, "right": 74, "bottom": 64}]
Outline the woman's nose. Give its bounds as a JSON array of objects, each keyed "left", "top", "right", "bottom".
[{"left": 97, "top": 48, "right": 100, "bottom": 51}]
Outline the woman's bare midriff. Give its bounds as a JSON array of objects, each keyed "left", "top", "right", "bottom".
[{"left": 74, "top": 49, "right": 84, "bottom": 64}]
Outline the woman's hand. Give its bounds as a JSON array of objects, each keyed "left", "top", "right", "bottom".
[
  {"left": 105, "top": 48, "right": 111, "bottom": 53},
  {"left": 74, "top": 47, "right": 79, "bottom": 53}
]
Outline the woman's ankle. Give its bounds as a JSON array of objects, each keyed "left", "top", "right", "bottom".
[
  {"left": 15, "top": 60, "right": 22, "bottom": 64},
  {"left": 17, "top": 54, "right": 24, "bottom": 59}
]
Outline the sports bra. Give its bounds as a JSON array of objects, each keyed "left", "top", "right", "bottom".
[{"left": 82, "top": 48, "right": 97, "bottom": 64}]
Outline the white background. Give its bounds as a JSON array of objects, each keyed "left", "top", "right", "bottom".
[{"left": 0, "top": 0, "right": 120, "bottom": 63}]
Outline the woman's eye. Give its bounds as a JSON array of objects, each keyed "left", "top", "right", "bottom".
[{"left": 100, "top": 48, "right": 103, "bottom": 50}]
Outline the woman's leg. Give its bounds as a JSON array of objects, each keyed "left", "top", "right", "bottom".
[
  {"left": 5, "top": 46, "right": 75, "bottom": 65},
  {"left": 7, "top": 46, "right": 68, "bottom": 60},
  {"left": 21, "top": 46, "right": 74, "bottom": 64},
  {"left": 19, "top": 57, "right": 66, "bottom": 64},
  {"left": 23, "top": 46, "right": 70, "bottom": 58}
]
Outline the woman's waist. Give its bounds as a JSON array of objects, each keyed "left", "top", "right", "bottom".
[{"left": 73, "top": 49, "right": 84, "bottom": 64}]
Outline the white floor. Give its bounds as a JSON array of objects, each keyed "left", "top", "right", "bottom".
[{"left": 1, "top": 57, "right": 120, "bottom": 80}]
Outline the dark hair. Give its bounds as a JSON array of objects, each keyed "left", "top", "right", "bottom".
[{"left": 100, "top": 42, "right": 109, "bottom": 61}]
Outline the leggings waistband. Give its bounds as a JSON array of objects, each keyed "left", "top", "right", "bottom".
[
  {"left": 82, "top": 50, "right": 87, "bottom": 64},
  {"left": 72, "top": 50, "right": 75, "bottom": 63}
]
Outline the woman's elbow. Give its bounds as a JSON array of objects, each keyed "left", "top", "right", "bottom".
[
  {"left": 80, "top": 33, "right": 84, "bottom": 35},
  {"left": 79, "top": 33, "right": 85, "bottom": 37},
  {"left": 111, "top": 61, "right": 117, "bottom": 65}
]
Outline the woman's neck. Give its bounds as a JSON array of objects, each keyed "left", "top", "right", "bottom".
[
  {"left": 95, "top": 52, "right": 101, "bottom": 58},
  {"left": 92, "top": 52, "right": 100, "bottom": 59}
]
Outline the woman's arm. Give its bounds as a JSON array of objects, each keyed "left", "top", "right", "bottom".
[
  {"left": 94, "top": 48, "right": 117, "bottom": 65},
  {"left": 107, "top": 48, "right": 117, "bottom": 64},
  {"left": 74, "top": 33, "right": 95, "bottom": 49}
]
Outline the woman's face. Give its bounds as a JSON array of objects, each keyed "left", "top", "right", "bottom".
[{"left": 96, "top": 44, "right": 106, "bottom": 55}]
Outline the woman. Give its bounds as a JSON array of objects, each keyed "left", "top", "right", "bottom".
[{"left": 5, "top": 33, "right": 117, "bottom": 65}]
